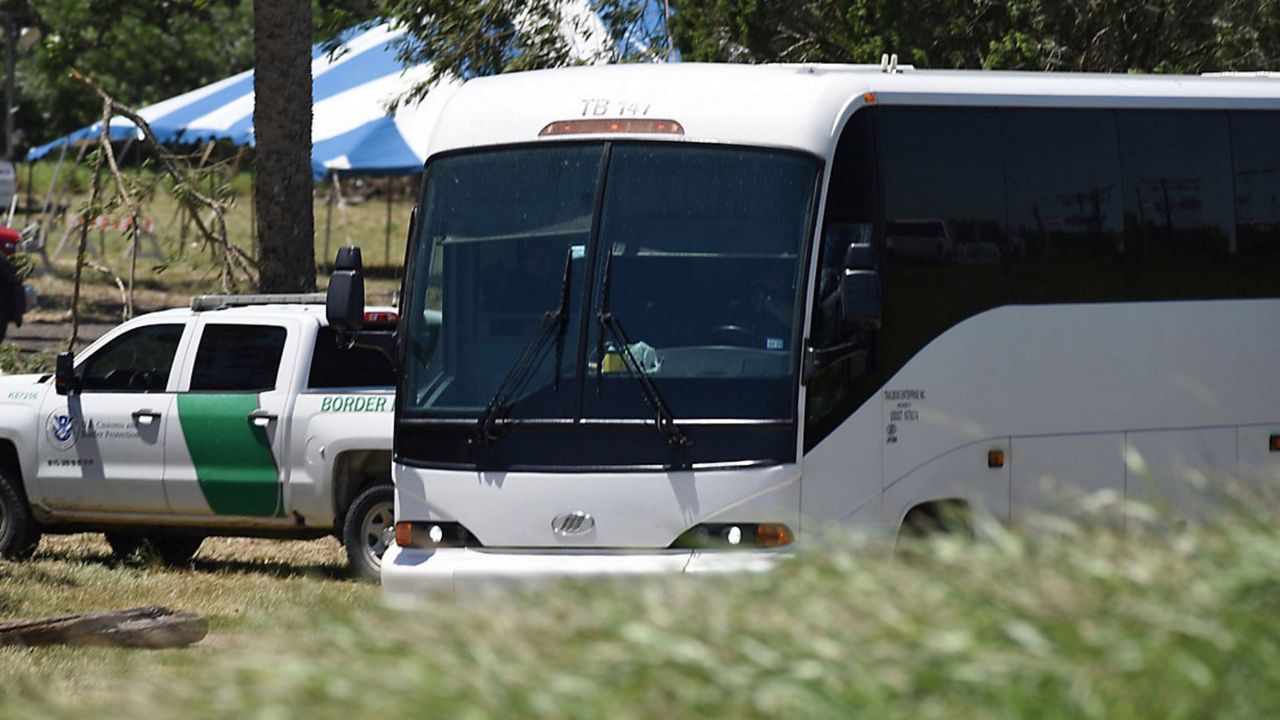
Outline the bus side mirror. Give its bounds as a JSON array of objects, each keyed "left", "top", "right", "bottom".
[
  {"left": 54, "top": 351, "right": 79, "bottom": 396},
  {"left": 327, "top": 246, "right": 365, "bottom": 332},
  {"left": 841, "top": 243, "right": 880, "bottom": 328},
  {"left": 841, "top": 270, "right": 881, "bottom": 328}
]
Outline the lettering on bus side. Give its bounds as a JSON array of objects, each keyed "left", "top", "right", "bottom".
[
  {"left": 883, "top": 389, "right": 925, "bottom": 443},
  {"left": 319, "top": 395, "right": 391, "bottom": 413}
]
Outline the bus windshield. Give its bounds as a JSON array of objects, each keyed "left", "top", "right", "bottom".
[{"left": 403, "top": 142, "right": 819, "bottom": 436}]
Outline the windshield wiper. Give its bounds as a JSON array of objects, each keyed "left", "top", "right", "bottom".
[
  {"left": 472, "top": 249, "right": 575, "bottom": 447},
  {"left": 595, "top": 252, "right": 691, "bottom": 449}
]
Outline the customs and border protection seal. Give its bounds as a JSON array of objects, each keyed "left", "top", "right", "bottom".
[{"left": 46, "top": 408, "right": 78, "bottom": 451}]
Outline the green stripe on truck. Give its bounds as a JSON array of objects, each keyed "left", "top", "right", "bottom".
[{"left": 176, "top": 394, "right": 281, "bottom": 517}]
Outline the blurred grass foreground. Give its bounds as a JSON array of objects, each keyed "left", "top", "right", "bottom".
[{"left": 5, "top": 487, "right": 1280, "bottom": 719}]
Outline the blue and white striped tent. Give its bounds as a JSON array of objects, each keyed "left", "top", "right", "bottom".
[{"left": 27, "top": 13, "right": 611, "bottom": 179}]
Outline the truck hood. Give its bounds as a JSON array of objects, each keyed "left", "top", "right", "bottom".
[
  {"left": 0, "top": 373, "right": 47, "bottom": 408},
  {"left": 0, "top": 373, "right": 47, "bottom": 390}
]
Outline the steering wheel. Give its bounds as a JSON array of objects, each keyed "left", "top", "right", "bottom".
[
  {"left": 103, "top": 368, "right": 134, "bottom": 390},
  {"left": 708, "top": 324, "right": 754, "bottom": 346},
  {"left": 128, "top": 370, "right": 155, "bottom": 392}
]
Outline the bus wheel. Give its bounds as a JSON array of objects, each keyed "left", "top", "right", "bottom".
[
  {"left": 343, "top": 484, "right": 395, "bottom": 582},
  {"left": 0, "top": 468, "right": 39, "bottom": 560}
]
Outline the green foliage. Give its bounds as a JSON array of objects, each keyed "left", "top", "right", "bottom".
[
  {"left": 374, "top": 0, "right": 1280, "bottom": 113},
  {"left": 8, "top": 494, "right": 1280, "bottom": 717},
  {"left": 0, "top": 343, "right": 55, "bottom": 374},
  {"left": 379, "top": 0, "right": 673, "bottom": 109},
  {"left": 14, "top": 1, "right": 255, "bottom": 150},
  {"left": 670, "top": 0, "right": 1280, "bottom": 72},
  {"left": 11, "top": 0, "right": 380, "bottom": 154}
]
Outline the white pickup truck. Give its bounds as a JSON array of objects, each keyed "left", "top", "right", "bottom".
[{"left": 0, "top": 294, "right": 397, "bottom": 580}]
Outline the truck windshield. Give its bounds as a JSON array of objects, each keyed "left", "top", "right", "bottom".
[{"left": 402, "top": 142, "right": 818, "bottom": 459}]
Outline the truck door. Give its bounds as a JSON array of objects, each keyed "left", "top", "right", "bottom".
[
  {"left": 36, "top": 321, "right": 190, "bottom": 512},
  {"left": 163, "top": 319, "right": 298, "bottom": 517}
]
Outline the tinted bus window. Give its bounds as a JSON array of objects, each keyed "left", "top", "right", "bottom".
[
  {"left": 1117, "top": 110, "right": 1235, "bottom": 268},
  {"left": 807, "top": 109, "right": 880, "bottom": 448},
  {"left": 877, "top": 107, "right": 1007, "bottom": 378},
  {"left": 879, "top": 106, "right": 1007, "bottom": 264},
  {"left": 1231, "top": 111, "right": 1280, "bottom": 258},
  {"left": 1002, "top": 108, "right": 1126, "bottom": 304}
]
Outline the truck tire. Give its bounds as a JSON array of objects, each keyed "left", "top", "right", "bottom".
[
  {"left": 0, "top": 468, "right": 39, "bottom": 560},
  {"left": 147, "top": 535, "right": 204, "bottom": 566},
  {"left": 342, "top": 484, "right": 394, "bottom": 582},
  {"left": 105, "top": 532, "right": 203, "bottom": 566},
  {"left": 104, "top": 532, "right": 146, "bottom": 559}
]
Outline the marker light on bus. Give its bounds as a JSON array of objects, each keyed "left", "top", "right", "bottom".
[
  {"left": 395, "top": 521, "right": 480, "bottom": 549},
  {"left": 671, "top": 523, "right": 794, "bottom": 549},
  {"left": 539, "top": 118, "right": 685, "bottom": 137},
  {"left": 987, "top": 449, "right": 1006, "bottom": 468}
]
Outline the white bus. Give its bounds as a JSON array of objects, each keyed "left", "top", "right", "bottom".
[{"left": 325, "top": 64, "right": 1280, "bottom": 596}]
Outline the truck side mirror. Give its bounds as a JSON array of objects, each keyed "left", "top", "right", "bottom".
[
  {"left": 327, "top": 246, "right": 365, "bottom": 332},
  {"left": 841, "top": 243, "right": 881, "bottom": 328},
  {"left": 54, "top": 351, "right": 79, "bottom": 396}
]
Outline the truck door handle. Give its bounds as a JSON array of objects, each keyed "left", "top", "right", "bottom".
[
  {"left": 131, "top": 409, "right": 161, "bottom": 426},
  {"left": 247, "top": 410, "right": 278, "bottom": 428}
]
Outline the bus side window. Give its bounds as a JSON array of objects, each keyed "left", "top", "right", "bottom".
[{"left": 805, "top": 109, "right": 880, "bottom": 449}]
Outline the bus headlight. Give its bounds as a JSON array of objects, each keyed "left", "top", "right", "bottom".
[
  {"left": 670, "top": 523, "right": 794, "bottom": 550},
  {"left": 394, "top": 521, "right": 480, "bottom": 549}
]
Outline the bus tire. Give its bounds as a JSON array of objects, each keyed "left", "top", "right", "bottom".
[
  {"left": 342, "top": 484, "right": 394, "bottom": 582},
  {"left": 0, "top": 468, "right": 39, "bottom": 560}
]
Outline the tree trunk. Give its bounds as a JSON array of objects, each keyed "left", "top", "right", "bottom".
[{"left": 254, "top": 0, "right": 316, "bottom": 292}]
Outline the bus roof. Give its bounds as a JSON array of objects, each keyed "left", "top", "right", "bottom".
[{"left": 426, "top": 63, "right": 1280, "bottom": 159}]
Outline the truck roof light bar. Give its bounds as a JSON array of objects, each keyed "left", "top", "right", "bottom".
[{"left": 190, "top": 293, "right": 327, "bottom": 311}]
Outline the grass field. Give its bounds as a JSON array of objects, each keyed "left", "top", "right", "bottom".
[{"left": 4, "top": 494, "right": 1280, "bottom": 718}]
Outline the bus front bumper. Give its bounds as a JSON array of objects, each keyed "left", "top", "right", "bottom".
[{"left": 381, "top": 543, "right": 785, "bottom": 600}]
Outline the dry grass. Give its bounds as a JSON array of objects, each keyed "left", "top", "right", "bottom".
[{"left": 0, "top": 533, "right": 376, "bottom": 703}]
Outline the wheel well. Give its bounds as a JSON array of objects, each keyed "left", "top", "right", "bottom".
[
  {"left": 899, "top": 498, "right": 973, "bottom": 540},
  {"left": 0, "top": 439, "right": 26, "bottom": 501},
  {"left": 331, "top": 449, "right": 393, "bottom": 530}
]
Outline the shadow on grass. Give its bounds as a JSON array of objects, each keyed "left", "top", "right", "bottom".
[
  {"left": 188, "top": 557, "right": 351, "bottom": 582},
  {"left": 31, "top": 543, "right": 351, "bottom": 583}
]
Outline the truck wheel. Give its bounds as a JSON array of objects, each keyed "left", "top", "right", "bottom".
[
  {"left": 104, "top": 532, "right": 146, "bottom": 559},
  {"left": 106, "top": 533, "right": 202, "bottom": 566},
  {"left": 343, "top": 484, "right": 394, "bottom": 582},
  {"left": 146, "top": 535, "right": 204, "bottom": 566},
  {"left": 0, "top": 468, "right": 39, "bottom": 560}
]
